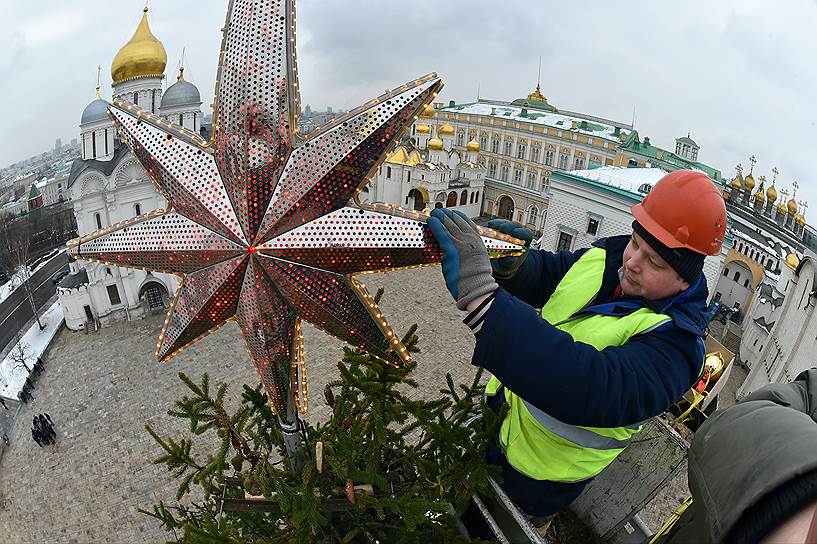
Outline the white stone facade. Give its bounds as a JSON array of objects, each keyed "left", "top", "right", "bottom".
[
  {"left": 738, "top": 257, "right": 817, "bottom": 397},
  {"left": 59, "top": 155, "right": 180, "bottom": 331},
  {"left": 80, "top": 119, "right": 117, "bottom": 162}
]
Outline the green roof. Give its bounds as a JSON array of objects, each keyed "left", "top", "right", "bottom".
[
  {"left": 28, "top": 183, "right": 41, "bottom": 199},
  {"left": 619, "top": 132, "right": 721, "bottom": 183},
  {"left": 509, "top": 97, "right": 556, "bottom": 112},
  {"left": 677, "top": 135, "right": 698, "bottom": 147}
]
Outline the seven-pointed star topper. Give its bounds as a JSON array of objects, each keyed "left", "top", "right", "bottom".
[{"left": 68, "top": 0, "right": 524, "bottom": 416}]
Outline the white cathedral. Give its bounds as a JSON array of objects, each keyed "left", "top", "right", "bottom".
[{"left": 58, "top": 7, "right": 204, "bottom": 330}]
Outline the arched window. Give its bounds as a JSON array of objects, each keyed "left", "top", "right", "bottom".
[
  {"left": 179, "top": 114, "right": 184, "bottom": 126},
  {"left": 723, "top": 267, "right": 729, "bottom": 276},
  {"left": 733, "top": 271, "right": 741, "bottom": 282},
  {"left": 545, "top": 150, "right": 554, "bottom": 166},
  {"left": 491, "top": 138, "right": 500, "bottom": 154},
  {"left": 517, "top": 143, "right": 526, "bottom": 159},
  {"left": 95, "top": 212, "right": 102, "bottom": 230},
  {"left": 500, "top": 165, "right": 509, "bottom": 181},
  {"left": 133, "top": 92, "right": 138, "bottom": 105},
  {"left": 134, "top": 203, "right": 142, "bottom": 216},
  {"left": 488, "top": 162, "right": 497, "bottom": 178},
  {"left": 529, "top": 206, "right": 539, "bottom": 226},
  {"left": 457, "top": 132, "right": 464, "bottom": 146},
  {"left": 504, "top": 141, "right": 512, "bottom": 155},
  {"left": 460, "top": 190, "right": 468, "bottom": 205},
  {"left": 470, "top": 192, "right": 476, "bottom": 204},
  {"left": 446, "top": 191, "right": 458, "bottom": 207},
  {"left": 531, "top": 146, "right": 540, "bottom": 163}
]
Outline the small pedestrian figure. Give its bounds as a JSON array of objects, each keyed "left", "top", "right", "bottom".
[
  {"left": 33, "top": 357, "right": 43, "bottom": 376},
  {"left": 31, "top": 427, "right": 43, "bottom": 447},
  {"left": 25, "top": 377, "right": 33, "bottom": 390},
  {"left": 38, "top": 414, "right": 54, "bottom": 441},
  {"left": 43, "top": 413, "right": 52, "bottom": 426},
  {"left": 0, "top": 396, "right": 7, "bottom": 410}
]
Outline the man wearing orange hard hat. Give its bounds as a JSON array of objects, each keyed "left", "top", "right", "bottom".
[{"left": 429, "top": 169, "right": 727, "bottom": 529}]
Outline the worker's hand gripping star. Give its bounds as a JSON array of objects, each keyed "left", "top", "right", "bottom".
[{"left": 428, "top": 208, "right": 498, "bottom": 310}]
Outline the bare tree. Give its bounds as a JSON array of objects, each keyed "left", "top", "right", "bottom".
[
  {"left": 3, "top": 223, "right": 44, "bottom": 330},
  {"left": 8, "top": 333, "right": 31, "bottom": 374}
]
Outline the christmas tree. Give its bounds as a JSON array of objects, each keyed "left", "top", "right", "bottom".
[{"left": 141, "top": 289, "right": 502, "bottom": 543}]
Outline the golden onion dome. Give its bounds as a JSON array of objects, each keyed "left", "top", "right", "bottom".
[
  {"left": 111, "top": 7, "right": 167, "bottom": 85},
  {"left": 788, "top": 198, "right": 798, "bottom": 214},
  {"left": 785, "top": 253, "right": 800, "bottom": 270},
  {"left": 439, "top": 123, "right": 455, "bottom": 136},
  {"left": 777, "top": 201, "right": 789, "bottom": 215},
  {"left": 466, "top": 138, "right": 480, "bottom": 152},
  {"left": 754, "top": 188, "right": 765, "bottom": 202},
  {"left": 766, "top": 184, "right": 778, "bottom": 202},
  {"left": 743, "top": 172, "right": 755, "bottom": 190},
  {"left": 415, "top": 124, "right": 430, "bottom": 134},
  {"left": 796, "top": 214, "right": 806, "bottom": 226},
  {"left": 427, "top": 137, "right": 444, "bottom": 150},
  {"left": 730, "top": 175, "right": 742, "bottom": 189},
  {"left": 419, "top": 103, "right": 436, "bottom": 119}
]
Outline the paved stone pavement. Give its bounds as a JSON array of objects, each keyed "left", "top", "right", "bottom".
[{"left": 0, "top": 267, "right": 478, "bottom": 543}]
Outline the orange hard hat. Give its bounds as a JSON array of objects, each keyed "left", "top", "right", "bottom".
[{"left": 631, "top": 170, "right": 726, "bottom": 256}]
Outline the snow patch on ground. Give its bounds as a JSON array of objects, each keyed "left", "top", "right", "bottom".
[
  {"left": 0, "top": 301, "right": 64, "bottom": 399},
  {"left": 0, "top": 267, "right": 30, "bottom": 305}
]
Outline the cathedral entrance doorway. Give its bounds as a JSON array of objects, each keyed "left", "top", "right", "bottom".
[
  {"left": 407, "top": 188, "right": 426, "bottom": 211},
  {"left": 497, "top": 195, "right": 515, "bottom": 220},
  {"left": 140, "top": 281, "right": 169, "bottom": 312}
]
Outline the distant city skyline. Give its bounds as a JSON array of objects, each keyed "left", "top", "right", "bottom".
[{"left": 3, "top": 0, "right": 817, "bottom": 207}]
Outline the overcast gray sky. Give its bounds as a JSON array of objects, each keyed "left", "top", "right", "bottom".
[{"left": 3, "top": 0, "right": 817, "bottom": 209}]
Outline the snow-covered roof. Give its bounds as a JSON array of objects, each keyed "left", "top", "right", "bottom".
[
  {"left": 563, "top": 166, "right": 668, "bottom": 196},
  {"left": 440, "top": 102, "right": 624, "bottom": 142}
]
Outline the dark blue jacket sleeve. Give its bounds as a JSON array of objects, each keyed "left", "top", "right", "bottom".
[
  {"left": 473, "top": 288, "right": 700, "bottom": 427},
  {"left": 494, "top": 247, "right": 588, "bottom": 309}
]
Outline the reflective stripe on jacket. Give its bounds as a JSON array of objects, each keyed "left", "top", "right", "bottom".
[{"left": 485, "top": 247, "right": 671, "bottom": 483}]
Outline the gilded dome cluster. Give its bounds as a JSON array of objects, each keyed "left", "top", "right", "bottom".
[{"left": 730, "top": 161, "right": 807, "bottom": 230}]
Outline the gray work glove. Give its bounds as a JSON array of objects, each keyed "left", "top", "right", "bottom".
[{"left": 427, "top": 208, "right": 498, "bottom": 310}]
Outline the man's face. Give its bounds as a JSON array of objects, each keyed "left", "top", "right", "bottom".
[{"left": 621, "top": 232, "right": 691, "bottom": 300}]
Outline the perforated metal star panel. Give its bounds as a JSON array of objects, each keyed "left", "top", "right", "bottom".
[{"left": 67, "top": 0, "right": 525, "bottom": 415}]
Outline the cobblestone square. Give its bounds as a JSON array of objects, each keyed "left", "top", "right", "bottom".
[{"left": 0, "top": 267, "right": 478, "bottom": 543}]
